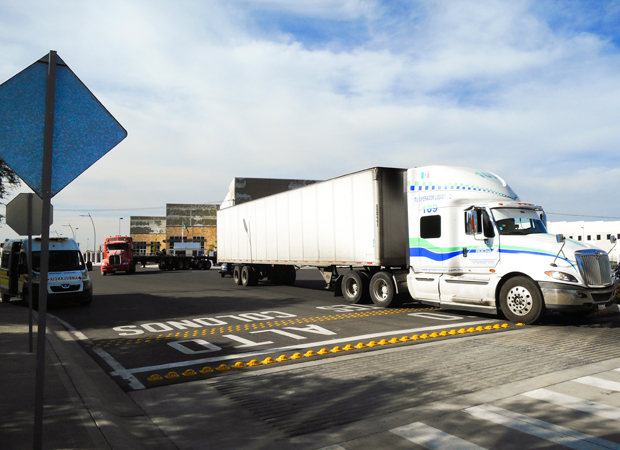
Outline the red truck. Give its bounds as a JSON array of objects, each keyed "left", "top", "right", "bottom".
[{"left": 101, "top": 235, "right": 214, "bottom": 275}]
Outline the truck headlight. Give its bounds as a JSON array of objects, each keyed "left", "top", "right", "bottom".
[{"left": 545, "top": 271, "right": 579, "bottom": 283}]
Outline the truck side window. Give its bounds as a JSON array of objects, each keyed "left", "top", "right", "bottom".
[{"left": 420, "top": 215, "right": 441, "bottom": 239}]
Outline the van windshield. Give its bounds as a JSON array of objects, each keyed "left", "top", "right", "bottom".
[
  {"left": 491, "top": 208, "right": 547, "bottom": 236},
  {"left": 32, "top": 251, "right": 85, "bottom": 272}
]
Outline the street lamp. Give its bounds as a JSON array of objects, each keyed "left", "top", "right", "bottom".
[
  {"left": 119, "top": 217, "right": 123, "bottom": 235},
  {"left": 80, "top": 213, "right": 96, "bottom": 254},
  {"left": 75, "top": 228, "right": 79, "bottom": 245},
  {"left": 63, "top": 224, "right": 75, "bottom": 239}
]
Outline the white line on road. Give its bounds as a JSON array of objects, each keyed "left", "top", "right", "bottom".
[
  {"left": 390, "top": 421, "right": 488, "bottom": 450},
  {"left": 108, "top": 319, "right": 492, "bottom": 378},
  {"left": 523, "top": 389, "right": 620, "bottom": 421},
  {"left": 574, "top": 376, "right": 620, "bottom": 393},
  {"left": 466, "top": 403, "right": 620, "bottom": 450}
]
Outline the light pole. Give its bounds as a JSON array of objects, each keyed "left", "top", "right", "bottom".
[
  {"left": 75, "top": 228, "right": 79, "bottom": 245},
  {"left": 80, "top": 213, "right": 96, "bottom": 254},
  {"left": 63, "top": 224, "right": 75, "bottom": 239},
  {"left": 119, "top": 217, "right": 123, "bottom": 236}
]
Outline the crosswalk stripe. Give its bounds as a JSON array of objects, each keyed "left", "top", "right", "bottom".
[
  {"left": 574, "top": 376, "right": 620, "bottom": 392},
  {"left": 466, "top": 404, "right": 620, "bottom": 450},
  {"left": 523, "top": 388, "right": 620, "bottom": 421},
  {"left": 390, "top": 422, "right": 488, "bottom": 449}
]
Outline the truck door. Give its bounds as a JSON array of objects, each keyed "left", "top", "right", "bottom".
[{"left": 439, "top": 207, "right": 498, "bottom": 309}]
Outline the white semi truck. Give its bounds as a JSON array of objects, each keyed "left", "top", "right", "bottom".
[{"left": 216, "top": 166, "right": 617, "bottom": 324}]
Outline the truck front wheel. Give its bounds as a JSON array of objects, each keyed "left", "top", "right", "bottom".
[
  {"left": 499, "top": 276, "right": 544, "bottom": 324},
  {"left": 369, "top": 271, "right": 396, "bottom": 307},
  {"left": 341, "top": 271, "right": 368, "bottom": 304}
]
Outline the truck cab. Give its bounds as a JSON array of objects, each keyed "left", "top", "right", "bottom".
[
  {"left": 407, "top": 166, "right": 616, "bottom": 324},
  {"left": 101, "top": 236, "right": 136, "bottom": 275},
  {"left": 0, "top": 237, "right": 93, "bottom": 307}
]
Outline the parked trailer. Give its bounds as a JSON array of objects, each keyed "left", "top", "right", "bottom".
[
  {"left": 217, "top": 166, "right": 618, "bottom": 324},
  {"left": 101, "top": 236, "right": 214, "bottom": 274}
]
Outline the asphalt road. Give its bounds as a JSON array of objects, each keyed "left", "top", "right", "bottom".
[{"left": 48, "top": 265, "right": 517, "bottom": 391}]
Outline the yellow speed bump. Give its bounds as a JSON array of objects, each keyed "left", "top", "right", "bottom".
[
  {"left": 501, "top": 323, "right": 510, "bottom": 328},
  {"left": 389, "top": 338, "right": 401, "bottom": 344},
  {"left": 200, "top": 367, "right": 214, "bottom": 374},
  {"left": 317, "top": 348, "right": 330, "bottom": 355},
  {"left": 165, "top": 372, "right": 180, "bottom": 379},
  {"left": 378, "top": 339, "right": 389, "bottom": 345},
  {"left": 291, "top": 353, "right": 304, "bottom": 359},
  {"left": 247, "top": 360, "right": 261, "bottom": 366},
  {"left": 458, "top": 328, "right": 467, "bottom": 334},
  {"left": 343, "top": 344, "right": 355, "bottom": 351},
  {"left": 182, "top": 369, "right": 197, "bottom": 377},
  {"left": 367, "top": 341, "right": 379, "bottom": 347},
  {"left": 331, "top": 346, "right": 344, "bottom": 353},
  {"left": 262, "top": 357, "right": 276, "bottom": 364},
  {"left": 147, "top": 374, "right": 163, "bottom": 382},
  {"left": 355, "top": 343, "right": 367, "bottom": 349},
  {"left": 276, "top": 355, "right": 290, "bottom": 362},
  {"left": 216, "top": 364, "right": 230, "bottom": 371},
  {"left": 448, "top": 330, "right": 458, "bottom": 335},
  {"left": 429, "top": 332, "right": 439, "bottom": 338},
  {"left": 233, "top": 362, "right": 246, "bottom": 369},
  {"left": 400, "top": 336, "right": 411, "bottom": 342},
  {"left": 493, "top": 324, "right": 501, "bottom": 329},
  {"left": 475, "top": 326, "right": 485, "bottom": 331},
  {"left": 438, "top": 331, "right": 448, "bottom": 336},
  {"left": 466, "top": 327, "right": 476, "bottom": 333},
  {"left": 411, "top": 335, "right": 420, "bottom": 340},
  {"left": 484, "top": 325, "right": 494, "bottom": 330},
  {"left": 420, "top": 333, "right": 429, "bottom": 339},
  {"left": 304, "top": 350, "right": 317, "bottom": 357},
  {"left": 517, "top": 323, "right": 525, "bottom": 326}
]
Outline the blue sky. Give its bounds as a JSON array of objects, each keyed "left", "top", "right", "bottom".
[{"left": 1, "top": 0, "right": 620, "bottom": 248}]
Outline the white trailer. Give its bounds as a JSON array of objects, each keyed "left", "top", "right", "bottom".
[{"left": 217, "top": 166, "right": 617, "bottom": 324}]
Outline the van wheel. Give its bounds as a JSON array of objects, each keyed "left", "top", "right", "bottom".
[
  {"left": 499, "top": 276, "right": 544, "bottom": 324},
  {"left": 341, "top": 271, "right": 369, "bottom": 304},
  {"left": 369, "top": 271, "right": 396, "bottom": 307},
  {"left": 1, "top": 293, "right": 10, "bottom": 302}
]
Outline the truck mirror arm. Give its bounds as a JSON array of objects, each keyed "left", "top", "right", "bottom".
[{"left": 550, "top": 234, "right": 566, "bottom": 267}]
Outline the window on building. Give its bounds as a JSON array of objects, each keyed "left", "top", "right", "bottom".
[
  {"left": 597, "top": 235, "right": 601, "bottom": 241},
  {"left": 578, "top": 236, "right": 582, "bottom": 241},
  {"left": 569, "top": 236, "right": 573, "bottom": 239},
  {"left": 607, "top": 234, "right": 611, "bottom": 240},
  {"left": 587, "top": 235, "right": 591, "bottom": 241}
]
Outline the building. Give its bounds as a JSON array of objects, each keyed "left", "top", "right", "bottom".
[
  {"left": 547, "top": 220, "right": 620, "bottom": 263},
  {"left": 220, "top": 177, "right": 318, "bottom": 209},
  {"left": 130, "top": 204, "right": 218, "bottom": 255}
]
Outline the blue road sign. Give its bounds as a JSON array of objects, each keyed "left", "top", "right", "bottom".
[{"left": 0, "top": 54, "right": 127, "bottom": 197}]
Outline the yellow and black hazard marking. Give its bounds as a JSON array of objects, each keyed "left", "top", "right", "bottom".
[
  {"left": 87, "top": 306, "right": 439, "bottom": 349},
  {"left": 144, "top": 322, "right": 518, "bottom": 383}
]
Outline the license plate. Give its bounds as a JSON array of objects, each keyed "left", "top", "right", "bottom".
[{"left": 598, "top": 304, "right": 606, "bottom": 310}]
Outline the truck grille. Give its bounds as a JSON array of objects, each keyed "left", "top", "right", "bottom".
[
  {"left": 575, "top": 250, "right": 612, "bottom": 287},
  {"left": 109, "top": 255, "right": 121, "bottom": 266}
]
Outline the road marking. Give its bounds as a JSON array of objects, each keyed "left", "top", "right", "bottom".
[
  {"left": 574, "top": 376, "right": 620, "bottom": 393},
  {"left": 109, "top": 319, "right": 491, "bottom": 378},
  {"left": 51, "top": 314, "right": 146, "bottom": 390},
  {"left": 390, "top": 421, "right": 487, "bottom": 449},
  {"left": 523, "top": 389, "right": 620, "bottom": 421},
  {"left": 466, "top": 404, "right": 620, "bottom": 450}
]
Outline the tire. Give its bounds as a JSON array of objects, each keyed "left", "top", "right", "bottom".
[
  {"left": 195, "top": 260, "right": 204, "bottom": 270},
  {"left": 101, "top": 272, "right": 107, "bottom": 276},
  {"left": 158, "top": 261, "right": 165, "bottom": 270},
  {"left": 183, "top": 259, "right": 191, "bottom": 270},
  {"left": 220, "top": 273, "right": 225, "bottom": 278},
  {"left": 1, "top": 293, "right": 10, "bottom": 303},
  {"left": 241, "top": 265, "right": 258, "bottom": 286},
  {"left": 283, "top": 266, "right": 296, "bottom": 286},
  {"left": 341, "top": 271, "right": 369, "bottom": 304},
  {"left": 499, "top": 276, "right": 544, "bottom": 324},
  {"left": 369, "top": 271, "right": 396, "bottom": 307},
  {"left": 203, "top": 260, "right": 212, "bottom": 270},
  {"left": 233, "top": 265, "right": 242, "bottom": 285}
]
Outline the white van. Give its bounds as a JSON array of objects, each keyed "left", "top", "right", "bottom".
[{"left": 0, "top": 237, "right": 93, "bottom": 307}]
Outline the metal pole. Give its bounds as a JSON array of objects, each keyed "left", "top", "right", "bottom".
[
  {"left": 34, "top": 49, "right": 57, "bottom": 450},
  {"left": 81, "top": 213, "right": 96, "bottom": 254},
  {"left": 27, "top": 194, "right": 33, "bottom": 353}
]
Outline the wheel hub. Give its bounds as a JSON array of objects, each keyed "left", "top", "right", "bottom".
[{"left": 506, "top": 286, "right": 532, "bottom": 316}]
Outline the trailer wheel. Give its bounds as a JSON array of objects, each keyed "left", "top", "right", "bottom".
[
  {"left": 283, "top": 266, "right": 296, "bottom": 285},
  {"left": 233, "top": 265, "right": 242, "bottom": 285},
  {"left": 369, "top": 271, "right": 396, "bottom": 307},
  {"left": 158, "top": 261, "right": 165, "bottom": 270},
  {"left": 203, "top": 260, "right": 212, "bottom": 270},
  {"left": 499, "top": 276, "right": 544, "bottom": 325},
  {"left": 2, "top": 293, "right": 10, "bottom": 302},
  {"left": 341, "top": 271, "right": 369, "bottom": 304},
  {"left": 241, "top": 265, "right": 254, "bottom": 286}
]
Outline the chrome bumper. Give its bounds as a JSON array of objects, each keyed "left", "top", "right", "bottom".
[{"left": 539, "top": 281, "right": 616, "bottom": 311}]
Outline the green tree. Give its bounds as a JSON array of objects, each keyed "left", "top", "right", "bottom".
[{"left": 0, "top": 158, "right": 21, "bottom": 223}]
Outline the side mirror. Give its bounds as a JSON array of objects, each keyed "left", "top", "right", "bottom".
[
  {"left": 556, "top": 234, "right": 565, "bottom": 244},
  {"left": 86, "top": 261, "right": 93, "bottom": 272},
  {"left": 465, "top": 210, "right": 477, "bottom": 235},
  {"left": 611, "top": 236, "right": 617, "bottom": 244}
]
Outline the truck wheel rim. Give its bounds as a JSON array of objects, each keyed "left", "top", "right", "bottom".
[
  {"left": 374, "top": 280, "right": 388, "bottom": 300},
  {"left": 345, "top": 279, "right": 358, "bottom": 297},
  {"left": 506, "top": 286, "right": 533, "bottom": 316}
]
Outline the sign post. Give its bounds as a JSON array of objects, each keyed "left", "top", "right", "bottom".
[{"left": 0, "top": 51, "right": 127, "bottom": 449}]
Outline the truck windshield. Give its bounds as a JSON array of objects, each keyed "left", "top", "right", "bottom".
[
  {"left": 491, "top": 208, "right": 547, "bottom": 236},
  {"left": 32, "top": 251, "right": 86, "bottom": 272},
  {"left": 107, "top": 243, "right": 130, "bottom": 251}
]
